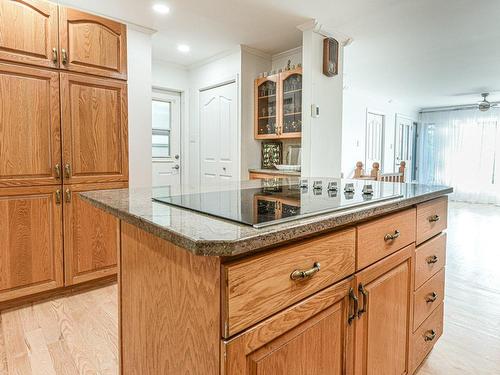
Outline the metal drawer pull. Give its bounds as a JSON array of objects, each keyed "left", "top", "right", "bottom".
[
  {"left": 64, "top": 163, "right": 72, "bottom": 179},
  {"left": 54, "top": 163, "right": 61, "bottom": 179},
  {"left": 348, "top": 288, "right": 358, "bottom": 325},
  {"left": 425, "top": 292, "right": 438, "bottom": 303},
  {"left": 55, "top": 189, "right": 61, "bottom": 204},
  {"left": 290, "top": 262, "right": 320, "bottom": 281},
  {"left": 384, "top": 230, "right": 400, "bottom": 241},
  {"left": 358, "top": 283, "right": 368, "bottom": 318},
  {"left": 52, "top": 48, "right": 58, "bottom": 63},
  {"left": 429, "top": 214, "right": 440, "bottom": 222},
  {"left": 426, "top": 255, "right": 439, "bottom": 264},
  {"left": 424, "top": 329, "right": 436, "bottom": 342},
  {"left": 65, "top": 188, "right": 71, "bottom": 203},
  {"left": 62, "top": 48, "right": 68, "bottom": 64}
]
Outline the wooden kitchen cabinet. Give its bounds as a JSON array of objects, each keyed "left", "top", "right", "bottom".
[
  {"left": 60, "top": 72, "right": 129, "bottom": 185},
  {"left": 0, "top": 62, "right": 61, "bottom": 187},
  {"left": 353, "top": 245, "right": 413, "bottom": 375},
  {"left": 0, "top": 0, "right": 59, "bottom": 68},
  {"left": 222, "top": 278, "right": 354, "bottom": 375},
  {"left": 63, "top": 182, "right": 126, "bottom": 285},
  {"left": 0, "top": 186, "right": 63, "bottom": 303},
  {"left": 59, "top": 6, "right": 127, "bottom": 80}
]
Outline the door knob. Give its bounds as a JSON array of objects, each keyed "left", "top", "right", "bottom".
[
  {"left": 172, "top": 164, "right": 180, "bottom": 170},
  {"left": 174, "top": 154, "right": 180, "bottom": 160}
]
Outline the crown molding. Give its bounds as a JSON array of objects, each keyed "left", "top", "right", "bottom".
[
  {"left": 240, "top": 45, "right": 271, "bottom": 60},
  {"left": 297, "top": 18, "right": 353, "bottom": 46}
]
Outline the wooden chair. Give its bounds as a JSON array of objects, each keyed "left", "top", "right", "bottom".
[{"left": 354, "top": 161, "right": 406, "bottom": 183}]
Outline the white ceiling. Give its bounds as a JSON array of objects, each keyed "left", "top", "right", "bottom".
[{"left": 59, "top": 0, "right": 500, "bottom": 108}]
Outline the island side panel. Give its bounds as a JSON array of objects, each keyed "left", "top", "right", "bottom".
[{"left": 119, "top": 222, "right": 221, "bottom": 374}]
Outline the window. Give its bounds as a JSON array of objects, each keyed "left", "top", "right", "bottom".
[{"left": 152, "top": 99, "right": 171, "bottom": 159}]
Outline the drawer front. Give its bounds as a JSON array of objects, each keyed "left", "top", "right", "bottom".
[
  {"left": 415, "top": 233, "right": 447, "bottom": 290},
  {"left": 411, "top": 303, "right": 444, "bottom": 373},
  {"left": 222, "top": 229, "right": 356, "bottom": 337},
  {"left": 416, "top": 197, "right": 448, "bottom": 245},
  {"left": 413, "top": 269, "right": 445, "bottom": 331},
  {"left": 357, "top": 209, "right": 416, "bottom": 270}
]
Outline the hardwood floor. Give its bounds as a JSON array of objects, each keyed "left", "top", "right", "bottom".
[{"left": 0, "top": 202, "right": 499, "bottom": 374}]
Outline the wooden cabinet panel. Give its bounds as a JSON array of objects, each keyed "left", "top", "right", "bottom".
[
  {"left": 223, "top": 278, "right": 354, "bottom": 375},
  {"left": 354, "top": 245, "right": 413, "bottom": 375},
  {"left": 413, "top": 269, "right": 445, "bottom": 331},
  {"left": 0, "top": 0, "right": 59, "bottom": 68},
  {"left": 60, "top": 73, "right": 128, "bottom": 184},
  {"left": 59, "top": 7, "right": 127, "bottom": 80},
  {"left": 416, "top": 196, "right": 448, "bottom": 245},
  {"left": 415, "top": 233, "right": 446, "bottom": 290},
  {"left": 357, "top": 208, "right": 416, "bottom": 270},
  {"left": 0, "top": 186, "right": 63, "bottom": 302},
  {"left": 223, "top": 229, "right": 355, "bottom": 337},
  {"left": 0, "top": 63, "right": 61, "bottom": 187},
  {"left": 63, "top": 183, "right": 126, "bottom": 285}
]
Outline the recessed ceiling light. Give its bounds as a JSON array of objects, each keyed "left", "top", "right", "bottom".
[
  {"left": 153, "top": 3, "right": 170, "bottom": 14},
  {"left": 177, "top": 44, "right": 190, "bottom": 53}
]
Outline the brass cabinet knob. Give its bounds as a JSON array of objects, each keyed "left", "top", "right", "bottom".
[
  {"left": 290, "top": 262, "right": 320, "bottom": 281},
  {"left": 52, "top": 48, "right": 58, "bottom": 63},
  {"left": 55, "top": 189, "right": 62, "bottom": 205},
  {"left": 424, "top": 329, "right": 436, "bottom": 342},
  {"left": 426, "top": 255, "right": 439, "bottom": 264},
  {"left": 384, "top": 229, "right": 400, "bottom": 241},
  {"left": 64, "top": 163, "right": 72, "bottom": 179},
  {"left": 65, "top": 188, "right": 71, "bottom": 203},
  {"left": 425, "top": 291, "right": 438, "bottom": 303},
  {"left": 429, "top": 214, "right": 440, "bottom": 223},
  {"left": 62, "top": 48, "right": 68, "bottom": 65},
  {"left": 54, "top": 163, "right": 61, "bottom": 179}
]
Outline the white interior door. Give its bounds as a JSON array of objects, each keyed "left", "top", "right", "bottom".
[
  {"left": 394, "top": 114, "right": 415, "bottom": 180},
  {"left": 152, "top": 89, "right": 182, "bottom": 187},
  {"left": 365, "top": 110, "right": 385, "bottom": 170},
  {"left": 199, "top": 81, "right": 238, "bottom": 185}
]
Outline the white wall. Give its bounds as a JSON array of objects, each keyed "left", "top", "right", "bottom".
[
  {"left": 341, "top": 87, "right": 419, "bottom": 177},
  {"left": 272, "top": 47, "right": 302, "bottom": 71},
  {"left": 127, "top": 27, "right": 153, "bottom": 188},
  {"left": 301, "top": 28, "right": 344, "bottom": 177}
]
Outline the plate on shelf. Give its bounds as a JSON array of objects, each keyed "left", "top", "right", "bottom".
[{"left": 275, "top": 164, "right": 301, "bottom": 172}]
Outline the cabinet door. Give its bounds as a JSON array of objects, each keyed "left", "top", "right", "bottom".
[
  {"left": 255, "top": 74, "right": 279, "bottom": 139},
  {"left": 0, "top": 186, "right": 63, "bottom": 303},
  {"left": 59, "top": 6, "right": 127, "bottom": 80},
  {"left": 279, "top": 68, "right": 302, "bottom": 139},
  {"left": 354, "top": 245, "right": 413, "bottom": 375},
  {"left": 60, "top": 73, "right": 128, "bottom": 184},
  {"left": 0, "top": 63, "right": 61, "bottom": 187},
  {"left": 223, "top": 279, "right": 354, "bottom": 375},
  {"left": 63, "top": 182, "right": 126, "bottom": 285},
  {"left": 0, "top": 0, "right": 59, "bottom": 68}
]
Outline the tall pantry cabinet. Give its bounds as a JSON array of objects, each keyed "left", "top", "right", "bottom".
[{"left": 0, "top": 0, "right": 128, "bottom": 303}]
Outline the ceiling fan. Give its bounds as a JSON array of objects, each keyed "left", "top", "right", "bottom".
[{"left": 478, "top": 93, "right": 499, "bottom": 112}]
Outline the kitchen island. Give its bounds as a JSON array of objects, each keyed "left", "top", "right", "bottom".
[{"left": 81, "top": 179, "right": 452, "bottom": 375}]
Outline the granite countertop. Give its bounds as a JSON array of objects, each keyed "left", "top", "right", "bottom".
[
  {"left": 249, "top": 168, "right": 301, "bottom": 176},
  {"left": 80, "top": 179, "right": 452, "bottom": 257}
]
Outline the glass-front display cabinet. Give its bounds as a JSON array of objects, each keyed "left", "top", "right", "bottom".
[{"left": 254, "top": 67, "right": 302, "bottom": 140}]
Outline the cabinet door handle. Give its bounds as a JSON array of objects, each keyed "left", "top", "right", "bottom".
[
  {"left": 358, "top": 283, "right": 368, "bottom": 318},
  {"left": 64, "top": 163, "right": 72, "bottom": 179},
  {"left": 61, "top": 48, "right": 68, "bottom": 65},
  {"left": 424, "top": 329, "right": 436, "bottom": 342},
  {"left": 65, "top": 188, "right": 71, "bottom": 203},
  {"left": 426, "top": 255, "right": 439, "bottom": 264},
  {"left": 54, "top": 163, "right": 61, "bottom": 179},
  {"left": 55, "top": 189, "right": 61, "bottom": 205},
  {"left": 384, "top": 229, "right": 400, "bottom": 241},
  {"left": 52, "top": 48, "right": 58, "bottom": 63},
  {"left": 348, "top": 288, "right": 358, "bottom": 325},
  {"left": 429, "top": 214, "right": 440, "bottom": 223},
  {"left": 290, "top": 262, "right": 320, "bottom": 281},
  {"left": 425, "top": 292, "right": 438, "bottom": 303}
]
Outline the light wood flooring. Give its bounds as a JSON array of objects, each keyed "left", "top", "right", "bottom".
[{"left": 0, "top": 202, "right": 499, "bottom": 374}]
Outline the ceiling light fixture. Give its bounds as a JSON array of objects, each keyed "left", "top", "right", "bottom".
[
  {"left": 177, "top": 44, "right": 190, "bottom": 53},
  {"left": 153, "top": 3, "right": 170, "bottom": 14}
]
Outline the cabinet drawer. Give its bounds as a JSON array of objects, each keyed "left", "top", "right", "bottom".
[
  {"left": 411, "top": 303, "right": 444, "bottom": 373},
  {"left": 357, "top": 209, "right": 416, "bottom": 270},
  {"left": 413, "top": 269, "right": 445, "bottom": 331},
  {"left": 415, "top": 233, "right": 446, "bottom": 289},
  {"left": 222, "top": 229, "right": 355, "bottom": 337},
  {"left": 416, "top": 197, "right": 448, "bottom": 245}
]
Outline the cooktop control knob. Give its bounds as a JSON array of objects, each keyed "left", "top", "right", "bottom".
[
  {"left": 327, "top": 181, "right": 338, "bottom": 191},
  {"left": 362, "top": 184, "right": 374, "bottom": 195},
  {"left": 313, "top": 180, "right": 323, "bottom": 190},
  {"left": 344, "top": 183, "right": 355, "bottom": 193},
  {"left": 300, "top": 179, "right": 308, "bottom": 188}
]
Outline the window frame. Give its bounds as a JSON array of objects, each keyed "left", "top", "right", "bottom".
[{"left": 152, "top": 97, "right": 173, "bottom": 161}]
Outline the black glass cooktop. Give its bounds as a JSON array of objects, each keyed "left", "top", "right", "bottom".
[{"left": 153, "top": 179, "right": 403, "bottom": 228}]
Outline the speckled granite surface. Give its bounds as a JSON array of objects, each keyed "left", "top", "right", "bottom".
[
  {"left": 80, "top": 179, "right": 452, "bottom": 257},
  {"left": 248, "top": 168, "right": 301, "bottom": 176}
]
